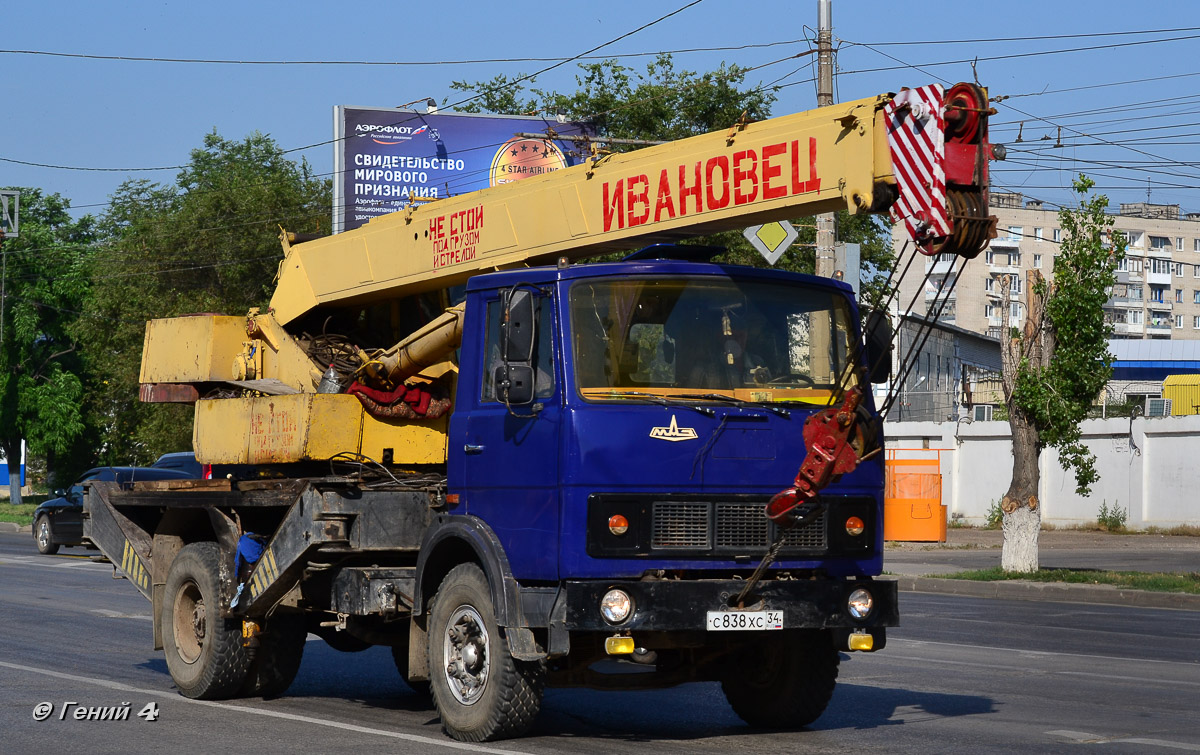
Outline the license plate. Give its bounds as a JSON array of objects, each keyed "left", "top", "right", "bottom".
[{"left": 705, "top": 610, "right": 783, "bottom": 631}]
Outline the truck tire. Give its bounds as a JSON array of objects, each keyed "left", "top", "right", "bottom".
[
  {"left": 391, "top": 642, "right": 432, "bottom": 700},
  {"left": 35, "top": 516, "right": 59, "bottom": 555},
  {"left": 721, "top": 629, "right": 839, "bottom": 729},
  {"left": 427, "top": 563, "right": 544, "bottom": 741},
  {"left": 161, "top": 542, "right": 250, "bottom": 699},
  {"left": 241, "top": 612, "right": 307, "bottom": 697}
]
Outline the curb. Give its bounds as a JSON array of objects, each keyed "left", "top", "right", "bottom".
[
  {"left": 892, "top": 575, "right": 1200, "bottom": 611},
  {"left": 0, "top": 522, "right": 31, "bottom": 534}
]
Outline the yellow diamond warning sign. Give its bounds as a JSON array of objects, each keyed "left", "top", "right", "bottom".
[{"left": 743, "top": 221, "right": 798, "bottom": 265}]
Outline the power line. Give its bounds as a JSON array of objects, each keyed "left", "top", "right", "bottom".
[
  {"left": 843, "top": 25, "right": 1200, "bottom": 47},
  {"left": 0, "top": 38, "right": 804, "bottom": 66}
]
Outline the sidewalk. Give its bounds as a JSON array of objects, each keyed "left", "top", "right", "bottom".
[{"left": 885, "top": 528, "right": 1200, "bottom": 610}]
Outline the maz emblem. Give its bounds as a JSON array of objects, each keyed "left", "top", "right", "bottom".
[{"left": 649, "top": 415, "right": 698, "bottom": 442}]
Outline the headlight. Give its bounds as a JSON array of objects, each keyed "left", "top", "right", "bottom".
[
  {"left": 600, "top": 589, "right": 633, "bottom": 624},
  {"left": 847, "top": 588, "right": 873, "bottom": 619}
]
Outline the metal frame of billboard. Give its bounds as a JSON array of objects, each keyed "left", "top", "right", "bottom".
[
  {"left": 332, "top": 106, "right": 593, "bottom": 234},
  {"left": 0, "top": 191, "right": 18, "bottom": 238}
]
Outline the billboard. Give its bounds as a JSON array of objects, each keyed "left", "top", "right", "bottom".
[{"left": 333, "top": 107, "right": 594, "bottom": 233}]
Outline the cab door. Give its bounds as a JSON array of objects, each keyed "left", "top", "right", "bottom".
[{"left": 449, "top": 291, "right": 562, "bottom": 581}]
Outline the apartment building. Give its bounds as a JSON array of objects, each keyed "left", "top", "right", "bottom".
[{"left": 893, "top": 192, "right": 1200, "bottom": 340}]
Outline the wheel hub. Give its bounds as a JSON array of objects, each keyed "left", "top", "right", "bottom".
[{"left": 442, "top": 605, "right": 490, "bottom": 705}]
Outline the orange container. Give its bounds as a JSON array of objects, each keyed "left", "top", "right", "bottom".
[{"left": 884, "top": 453, "right": 947, "bottom": 542}]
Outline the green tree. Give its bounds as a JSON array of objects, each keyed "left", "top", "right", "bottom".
[
  {"left": 451, "top": 56, "right": 892, "bottom": 300},
  {"left": 80, "top": 132, "right": 330, "bottom": 461},
  {"left": 0, "top": 188, "right": 98, "bottom": 498},
  {"left": 999, "top": 176, "right": 1125, "bottom": 571}
]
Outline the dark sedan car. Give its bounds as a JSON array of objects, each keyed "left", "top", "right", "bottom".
[{"left": 33, "top": 466, "right": 195, "bottom": 555}]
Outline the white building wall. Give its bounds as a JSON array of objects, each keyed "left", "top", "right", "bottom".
[{"left": 885, "top": 416, "right": 1200, "bottom": 528}]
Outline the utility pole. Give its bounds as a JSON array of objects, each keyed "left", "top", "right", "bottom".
[{"left": 814, "top": 0, "right": 837, "bottom": 278}]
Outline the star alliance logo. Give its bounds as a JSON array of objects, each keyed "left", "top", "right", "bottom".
[{"left": 649, "top": 415, "right": 698, "bottom": 442}]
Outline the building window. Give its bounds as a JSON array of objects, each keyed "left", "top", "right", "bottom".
[
  {"left": 1008, "top": 225, "right": 1022, "bottom": 241},
  {"left": 1034, "top": 253, "right": 1042, "bottom": 268},
  {"left": 1129, "top": 310, "right": 1143, "bottom": 325},
  {"left": 1129, "top": 259, "right": 1143, "bottom": 274},
  {"left": 1150, "top": 235, "right": 1171, "bottom": 251},
  {"left": 1175, "top": 315, "right": 1184, "bottom": 329},
  {"left": 1010, "top": 275, "right": 1022, "bottom": 293},
  {"left": 1034, "top": 227, "right": 1043, "bottom": 241},
  {"left": 1010, "top": 302, "right": 1022, "bottom": 320},
  {"left": 985, "top": 250, "right": 995, "bottom": 265},
  {"left": 1010, "top": 250, "right": 1021, "bottom": 266},
  {"left": 1193, "top": 290, "right": 1200, "bottom": 304},
  {"left": 1053, "top": 228, "right": 1062, "bottom": 243},
  {"left": 1194, "top": 315, "right": 1200, "bottom": 329},
  {"left": 985, "top": 304, "right": 995, "bottom": 318},
  {"left": 1176, "top": 263, "right": 1185, "bottom": 276},
  {"left": 1178, "top": 237, "right": 1185, "bottom": 251},
  {"left": 1194, "top": 264, "right": 1200, "bottom": 278},
  {"left": 1150, "top": 286, "right": 1166, "bottom": 303},
  {"left": 1176, "top": 289, "right": 1184, "bottom": 303},
  {"left": 985, "top": 277, "right": 994, "bottom": 292},
  {"left": 1194, "top": 238, "right": 1200, "bottom": 252},
  {"left": 1128, "top": 230, "right": 1145, "bottom": 248},
  {"left": 1131, "top": 286, "right": 1143, "bottom": 301}
]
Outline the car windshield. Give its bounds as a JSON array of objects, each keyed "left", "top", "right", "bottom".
[{"left": 569, "top": 276, "right": 859, "bottom": 405}]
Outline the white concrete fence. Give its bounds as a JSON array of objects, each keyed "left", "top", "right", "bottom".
[{"left": 885, "top": 415, "right": 1200, "bottom": 529}]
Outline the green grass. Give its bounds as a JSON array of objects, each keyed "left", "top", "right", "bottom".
[
  {"left": 943, "top": 567, "right": 1200, "bottom": 594},
  {"left": 0, "top": 497, "right": 50, "bottom": 527}
]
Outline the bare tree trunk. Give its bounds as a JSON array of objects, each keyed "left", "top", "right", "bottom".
[{"left": 1001, "top": 409, "right": 1040, "bottom": 572}]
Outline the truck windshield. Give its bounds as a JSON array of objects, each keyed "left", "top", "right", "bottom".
[{"left": 569, "top": 276, "right": 860, "bottom": 405}]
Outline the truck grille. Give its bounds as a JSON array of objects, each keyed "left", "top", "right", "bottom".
[{"left": 650, "top": 501, "right": 826, "bottom": 552}]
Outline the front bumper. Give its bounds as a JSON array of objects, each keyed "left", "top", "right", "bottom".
[{"left": 563, "top": 576, "right": 898, "bottom": 632}]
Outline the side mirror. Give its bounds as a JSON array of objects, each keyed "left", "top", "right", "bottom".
[
  {"left": 502, "top": 289, "right": 535, "bottom": 363},
  {"left": 864, "top": 310, "right": 893, "bottom": 385},
  {"left": 497, "top": 287, "right": 538, "bottom": 407},
  {"left": 53, "top": 489, "right": 66, "bottom": 498},
  {"left": 494, "top": 364, "right": 535, "bottom": 406}
]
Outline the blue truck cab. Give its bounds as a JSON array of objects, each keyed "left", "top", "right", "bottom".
[{"left": 444, "top": 253, "right": 896, "bottom": 683}]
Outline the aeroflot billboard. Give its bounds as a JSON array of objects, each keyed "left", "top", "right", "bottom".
[{"left": 333, "top": 106, "right": 594, "bottom": 233}]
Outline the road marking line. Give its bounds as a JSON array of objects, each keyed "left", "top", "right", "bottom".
[
  {"left": 89, "top": 609, "right": 152, "bottom": 621},
  {"left": 1048, "top": 730, "right": 1200, "bottom": 751},
  {"left": 0, "top": 660, "right": 528, "bottom": 754},
  {"left": 885, "top": 654, "right": 1200, "bottom": 687},
  {"left": 893, "top": 638, "right": 1198, "bottom": 667}
]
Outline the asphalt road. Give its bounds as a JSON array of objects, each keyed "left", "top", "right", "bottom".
[{"left": 2, "top": 532, "right": 1198, "bottom": 754}]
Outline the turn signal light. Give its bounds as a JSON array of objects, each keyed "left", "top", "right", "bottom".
[
  {"left": 608, "top": 514, "right": 629, "bottom": 536},
  {"left": 848, "top": 631, "right": 874, "bottom": 651},
  {"left": 845, "top": 516, "right": 865, "bottom": 536},
  {"left": 605, "top": 636, "right": 636, "bottom": 655}
]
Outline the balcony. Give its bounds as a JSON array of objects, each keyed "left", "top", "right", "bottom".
[
  {"left": 925, "top": 288, "right": 957, "bottom": 303},
  {"left": 1146, "top": 271, "right": 1171, "bottom": 285},
  {"left": 1147, "top": 300, "right": 1173, "bottom": 311},
  {"left": 1113, "top": 322, "right": 1144, "bottom": 335},
  {"left": 1106, "top": 296, "right": 1145, "bottom": 309},
  {"left": 924, "top": 257, "right": 955, "bottom": 276},
  {"left": 1146, "top": 323, "right": 1172, "bottom": 336}
]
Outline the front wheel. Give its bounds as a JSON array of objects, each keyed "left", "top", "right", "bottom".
[
  {"left": 161, "top": 542, "right": 250, "bottom": 699},
  {"left": 34, "top": 516, "right": 59, "bottom": 555},
  {"left": 721, "top": 629, "right": 839, "bottom": 728},
  {"left": 427, "top": 563, "right": 544, "bottom": 742}
]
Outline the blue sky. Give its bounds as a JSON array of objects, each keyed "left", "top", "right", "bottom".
[{"left": 3, "top": 0, "right": 1199, "bottom": 219}]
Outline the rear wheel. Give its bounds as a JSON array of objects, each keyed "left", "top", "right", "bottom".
[
  {"left": 427, "top": 563, "right": 544, "bottom": 741},
  {"left": 241, "top": 612, "right": 307, "bottom": 697},
  {"left": 161, "top": 542, "right": 250, "bottom": 699},
  {"left": 34, "top": 516, "right": 59, "bottom": 555},
  {"left": 721, "top": 629, "right": 839, "bottom": 728}
]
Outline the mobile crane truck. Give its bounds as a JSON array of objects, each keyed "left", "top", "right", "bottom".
[{"left": 83, "top": 82, "right": 995, "bottom": 741}]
